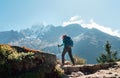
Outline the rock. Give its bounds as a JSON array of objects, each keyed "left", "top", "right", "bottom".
[
  {"left": 107, "top": 72, "right": 112, "bottom": 74},
  {"left": 62, "top": 62, "right": 118, "bottom": 75},
  {"left": 62, "top": 62, "right": 120, "bottom": 78},
  {"left": 76, "top": 71, "right": 84, "bottom": 76},
  {"left": 0, "top": 44, "right": 57, "bottom": 75}
]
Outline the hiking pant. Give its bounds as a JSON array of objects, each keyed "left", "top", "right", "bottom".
[{"left": 62, "top": 46, "right": 75, "bottom": 65}]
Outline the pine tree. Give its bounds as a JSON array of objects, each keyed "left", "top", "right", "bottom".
[{"left": 97, "top": 41, "right": 119, "bottom": 63}]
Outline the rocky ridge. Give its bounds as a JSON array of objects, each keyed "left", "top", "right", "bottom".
[{"left": 61, "top": 62, "right": 120, "bottom": 78}]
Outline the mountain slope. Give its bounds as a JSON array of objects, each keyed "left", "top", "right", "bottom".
[
  {"left": 0, "top": 30, "right": 25, "bottom": 43},
  {"left": 0, "top": 24, "right": 120, "bottom": 63},
  {"left": 73, "top": 28, "right": 120, "bottom": 63}
]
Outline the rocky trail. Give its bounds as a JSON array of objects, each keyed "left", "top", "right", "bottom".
[{"left": 61, "top": 62, "right": 120, "bottom": 78}]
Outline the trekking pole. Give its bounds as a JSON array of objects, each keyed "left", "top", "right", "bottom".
[
  {"left": 57, "top": 45, "right": 61, "bottom": 53},
  {"left": 57, "top": 45, "right": 61, "bottom": 61}
]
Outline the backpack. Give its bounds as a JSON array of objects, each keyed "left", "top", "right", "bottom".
[{"left": 63, "top": 36, "right": 73, "bottom": 47}]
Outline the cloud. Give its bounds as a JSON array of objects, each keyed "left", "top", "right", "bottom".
[
  {"left": 63, "top": 16, "right": 84, "bottom": 26},
  {"left": 70, "top": 16, "right": 80, "bottom": 21},
  {"left": 62, "top": 16, "right": 120, "bottom": 38},
  {"left": 81, "top": 19, "right": 120, "bottom": 37}
]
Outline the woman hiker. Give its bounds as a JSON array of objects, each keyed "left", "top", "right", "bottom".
[{"left": 58, "top": 35, "right": 75, "bottom": 66}]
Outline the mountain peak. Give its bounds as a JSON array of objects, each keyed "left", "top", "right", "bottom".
[{"left": 1, "top": 24, "right": 120, "bottom": 64}]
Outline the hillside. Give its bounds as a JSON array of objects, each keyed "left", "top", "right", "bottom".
[
  {"left": 0, "top": 44, "right": 120, "bottom": 78},
  {"left": 0, "top": 24, "right": 120, "bottom": 63}
]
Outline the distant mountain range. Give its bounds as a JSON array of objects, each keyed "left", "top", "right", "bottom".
[{"left": 1, "top": 24, "right": 120, "bottom": 63}]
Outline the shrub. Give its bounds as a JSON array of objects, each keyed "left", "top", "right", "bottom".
[
  {"left": 73, "top": 55, "right": 86, "bottom": 65},
  {"left": 54, "top": 64, "right": 64, "bottom": 77},
  {"left": 0, "top": 44, "right": 16, "bottom": 64},
  {"left": 0, "top": 44, "right": 35, "bottom": 77},
  {"left": 97, "top": 41, "right": 120, "bottom": 63},
  {"left": 8, "top": 51, "right": 34, "bottom": 61}
]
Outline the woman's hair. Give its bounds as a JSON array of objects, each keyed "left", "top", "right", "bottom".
[{"left": 62, "top": 34, "right": 67, "bottom": 39}]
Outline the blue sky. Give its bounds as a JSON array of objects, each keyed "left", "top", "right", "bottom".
[{"left": 0, "top": 0, "right": 120, "bottom": 32}]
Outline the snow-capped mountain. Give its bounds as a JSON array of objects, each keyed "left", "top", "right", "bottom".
[
  {"left": 20, "top": 24, "right": 52, "bottom": 38},
  {"left": 0, "top": 24, "right": 120, "bottom": 63}
]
